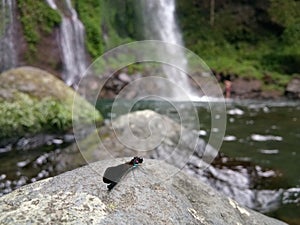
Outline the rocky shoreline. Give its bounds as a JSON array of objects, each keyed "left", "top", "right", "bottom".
[{"left": 78, "top": 70, "right": 300, "bottom": 101}]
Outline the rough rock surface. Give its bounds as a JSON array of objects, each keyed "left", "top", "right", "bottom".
[{"left": 0, "top": 158, "right": 287, "bottom": 225}]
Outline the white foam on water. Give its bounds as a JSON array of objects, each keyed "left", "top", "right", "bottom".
[{"left": 251, "top": 134, "right": 283, "bottom": 142}]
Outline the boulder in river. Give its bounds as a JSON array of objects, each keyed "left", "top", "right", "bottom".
[
  {"left": 0, "top": 66, "right": 102, "bottom": 144},
  {"left": 285, "top": 76, "right": 300, "bottom": 99},
  {"left": 0, "top": 158, "right": 287, "bottom": 225},
  {"left": 231, "top": 77, "right": 262, "bottom": 99}
]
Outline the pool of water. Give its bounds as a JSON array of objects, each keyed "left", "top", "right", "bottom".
[{"left": 219, "top": 101, "right": 300, "bottom": 224}]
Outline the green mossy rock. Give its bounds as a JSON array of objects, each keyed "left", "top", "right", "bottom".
[{"left": 0, "top": 66, "right": 102, "bottom": 141}]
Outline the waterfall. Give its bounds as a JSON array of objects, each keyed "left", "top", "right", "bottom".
[
  {"left": 45, "top": 0, "right": 87, "bottom": 86},
  {"left": 140, "top": 0, "right": 196, "bottom": 100},
  {"left": 0, "top": 0, "right": 17, "bottom": 72}
]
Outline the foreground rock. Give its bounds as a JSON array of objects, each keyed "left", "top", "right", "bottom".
[
  {"left": 0, "top": 158, "right": 287, "bottom": 225},
  {"left": 0, "top": 67, "right": 102, "bottom": 143},
  {"left": 29, "top": 110, "right": 288, "bottom": 215}
]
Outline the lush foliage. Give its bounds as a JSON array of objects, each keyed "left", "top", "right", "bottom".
[
  {"left": 0, "top": 92, "right": 102, "bottom": 140},
  {"left": 0, "top": 94, "right": 69, "bottom": 139},
  {"left": 177, "top": 0, "right": 300, "bottom": 91},
  {"left": 15, "top": 0, "right": 300, "bottom": 92},
  {"left": 73, "top": 0, "right": 140, "bottom": 58},
  {"left": 17, "top": 0, "right": 61, "bottom": 58},
  {"left": 73, "top": 0, "right": 104, "bottom": 58}
]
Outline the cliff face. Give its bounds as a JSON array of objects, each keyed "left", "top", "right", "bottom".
[
  {"left": 13, "top": 0, "right": 178, "bottom": 75},
  {"left": 9, "top": 1, "right": 62, "bottom": 77},
  {"left": 7, "top": 0, "right": 140, "bottom": 78}
]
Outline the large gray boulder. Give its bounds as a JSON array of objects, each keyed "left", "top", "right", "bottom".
[
  {"left": 77, "top": 110, "right": 212, "bottom": 168},
  {"left": 0, "top": 158, "right": 287, "bottom": 225}
]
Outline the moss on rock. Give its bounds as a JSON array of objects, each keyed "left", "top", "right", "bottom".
[
  {"left": 0, "top": 67, "right": 102, "bottom": 141},
  {"left": 17, "top": 0, "right": 61, "bottom": 58}
]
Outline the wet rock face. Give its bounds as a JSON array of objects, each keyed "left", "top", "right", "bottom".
[
  {"left": 285, "top": 76, "right": 300, "bottom": 99},
  {"left": 0, "top": 159, "right": 287, "bottom": 225}
]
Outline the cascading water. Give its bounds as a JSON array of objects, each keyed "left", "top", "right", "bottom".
[
  {"left": 0, "top": 0, "right": 17, "bottom": 72},
  {"left": 45, "top": 0, "right": 87, "bottom": 86},
  {"left": 140, "top": 0, "right": 196, "bottom": 100}
]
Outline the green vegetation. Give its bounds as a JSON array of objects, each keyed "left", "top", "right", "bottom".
[
  {"left": 0, "top": 94, "right": 71, "bottom": 138},
  {"left": 0, "top": 93, "right": 102, "bottom": 140},
  {"left": 17, "top": 0, "right": 61, "bottom": 59},
  {"left": 14, "top": 0, "right": 300, "bottom": 93},
  {"left": 0, "top": 67, "right": 102, "bottom": 140},
  {"left": 74, "top": 0, "right": 299, "bottom": 91},
  {"left": 73, "top": 0, "right": 140, "bottom": 58},
  {"left": 73, "top": 0, "right": 104, "bottom": 58},
  {"left": 177, "top": 0, "right": 300, "bottom": 92}
]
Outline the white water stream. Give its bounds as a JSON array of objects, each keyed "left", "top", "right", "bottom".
[
  {"left": 140, "top": 0, "right": 196, "bottom": 100},
  {"left": 0, "top": 0, "right": 17, "bottom": 72},
  {"left": 46, "top": 0, "right": 87, "bottom": 86}
]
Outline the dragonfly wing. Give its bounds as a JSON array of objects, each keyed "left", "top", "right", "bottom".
[{"left": 103, "top": 163, "right": 131, "bottom": 184}]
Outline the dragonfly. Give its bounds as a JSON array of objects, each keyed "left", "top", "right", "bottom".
[{"left": 103, "top": 156, "right": 144, "bottom": 191}]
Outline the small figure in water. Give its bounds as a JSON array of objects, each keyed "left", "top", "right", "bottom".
[
  {"left": 215, "top": 72, "right": 232, "bottom": 99},
  {"left": 103, "top": 157, "right": 143, "bottom": 191},
  {"left": 221, "top": 74, "right": 232, "bottom": 99},
  {"left": 224, "top": 78, "right": 232, "bottom": 99}
]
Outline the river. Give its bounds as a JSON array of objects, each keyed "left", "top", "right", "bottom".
[{"left": 0, "top": 100, "right": 299, "bottom": 224}]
